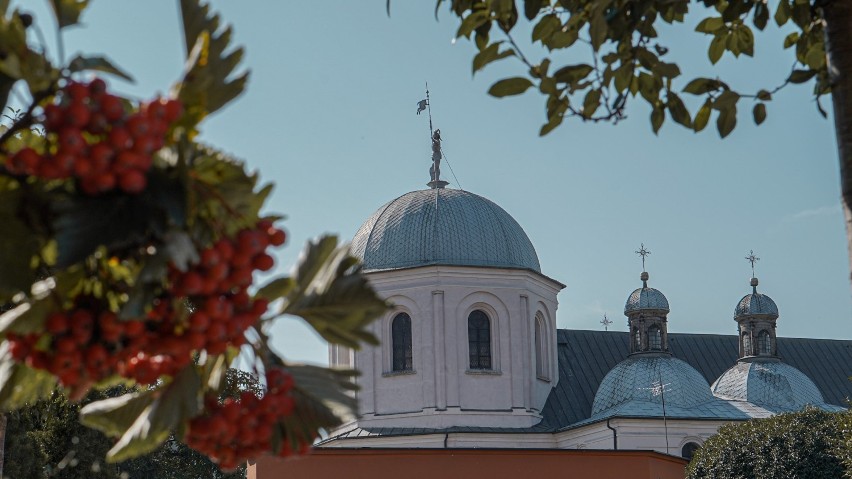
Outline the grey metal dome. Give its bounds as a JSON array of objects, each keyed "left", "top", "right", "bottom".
[
  {"left": 592, "top": 356, "right": 713, "bottom": 415},
  {"left": 625, "top": 283, "right": 670, "bottom": 314},
  {"left": 711, "top": 361, "right": 837, "bottom": 412},
  {"left": 735, "top": 279, "right": 779, "bottom": 318},
  {"left": 351, "top": 189, "right": 541, "bottom": 273}
]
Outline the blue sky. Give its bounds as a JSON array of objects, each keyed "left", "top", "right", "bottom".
[{"left": 17, "top": 1, "right": 851, "bottom": 365}]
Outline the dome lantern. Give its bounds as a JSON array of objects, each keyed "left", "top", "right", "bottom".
[
  {"left": 734, "top": 251, "right": 779, "bottom": 360},
  {"left": 624, "top": 244, "right": 671, "bottom": 356}
]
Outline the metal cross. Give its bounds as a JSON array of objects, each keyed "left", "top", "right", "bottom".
[
  {"left": 600, "top": 314, "right": 613, "bottom": 331},
  {"left": 745, "top": 250, "right": 760, "bottom": 277},
  {"left": 635, "top": 243, "right": 651, "bottom": 271}
]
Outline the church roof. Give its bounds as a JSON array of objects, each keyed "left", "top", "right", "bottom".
[
  {"left": 322, "top": 330, "right": 852, "bottom": 443},
  {"left": 351, "top": 189, "right": 541, "bottom": 273},
  {"left": 539, "top": 330, "right": 852, "bottom": 431}
]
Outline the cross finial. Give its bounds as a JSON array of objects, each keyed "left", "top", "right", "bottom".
[
  {"left": 635, "top": 243, "right": 651, "bottom": 272},
  {"left": 745, "top": 250, "right": 760, "bottom": 277},
  {"left": 600, "top": 314, "right": 613, "bottom": 331}
]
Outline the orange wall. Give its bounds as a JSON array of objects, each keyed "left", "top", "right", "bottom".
[{"left": 248, "top": 448, "right": 687, "bottom": 479}]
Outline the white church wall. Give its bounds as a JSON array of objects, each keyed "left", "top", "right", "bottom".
[
  {"left": 554, "top": 419, "right": 727, "bottom": 456},
  {"left": 349, "top": 265, "right": 562, "bottom": 429}
]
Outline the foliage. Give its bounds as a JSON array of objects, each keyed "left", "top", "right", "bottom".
[
  {"left": 420, "top": 0, "right": 828, "bottom": 137},
  {"left": 0, "top": 0, "right": 387, "bottom": 469},
  {"left": 686, "top": 408, "right": 847, "bottom": 479},
  {"left": 4, "top": 384, "right": 248, "bottom": 479}
]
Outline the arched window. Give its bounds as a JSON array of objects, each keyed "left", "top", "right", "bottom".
[
  {"left": 535, "top": 313, "right": 545, "bottom": 378},
  {"left": 742, "top": 332, "right": 752, "bottom": 356},
  {"left": 391, "top": 313, "right": 413, "bottom": 371},
  {"left": 757, "top": 330, "right": 772, "bottom": 356},
  {"left": 468, "top": 310, "right": 492, "bottom": 370},
  {"left": 681, "top": 442, "right": 700, "bottom": 460},
  {"left": 633, "top": 327, "right": 641, "bottom": 351},
  {"left": 648, "top": 325, "right": 662, "bottom": 350}
]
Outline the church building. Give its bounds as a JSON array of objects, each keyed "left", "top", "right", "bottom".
[{"left": 248, "top": 126, "right": 852, "bottom": 479}]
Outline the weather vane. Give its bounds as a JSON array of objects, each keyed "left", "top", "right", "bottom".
[
  {"left": 635, "top": 243, "right": 651, "bottom": 271},
  {"left": 600, "top": 314, "right": 613, "bottom": 331},
  {"left": 745, "top": 250, "right": 760, "bottom": 277},
  {"left": 418, "top": 83, "right": 448, "bottom": 189}
]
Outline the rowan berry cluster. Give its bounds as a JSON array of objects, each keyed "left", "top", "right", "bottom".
[
  {"left": 121, "top": 220, "right": 285, "bottom": 384},
  {"left": 7, "top": 220, "right": 286, "bottom": 389},
  {"left": 186, "top": 368, "right": 298, "bottom": 470},
  {"left": 6, "top": 78, "right": 182, "bottom": 195},
  {"left": 7, "top": 296, "right": 152, "bottom": 388}
]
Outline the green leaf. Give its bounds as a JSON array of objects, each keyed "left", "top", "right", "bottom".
[
  {"left": 589, "top": 7, "right": 607, "bottom": 51},
  {"left": 49, "top": 0, "right": 88, "bottom": 29},
  {"left": 68, "top": 55, "right": 134, "bottom": 82},
  {"left": 654, "top": 62, "right": 680, "bottom": 79},
  {"left": 682, "top": 77, "right": 719, "bottom": 95},
  {"left": 539, "top": 113, "right": 563, "bottom": 136},
  {"left": 101, "top": 366, "right": 202, "bottom": 462},
  {"left": 0, "top": 343, "right": 56, "bottom": 411},
  {"left": 279, "top": 236, "right": 386, "bottom": 349},
  {"left": 709, "top": 34, "right": 726, "bottom": 64},
  {"left": 488, "top": 77, "right": 533, "bottom": 97},
  {"left": 774, "top": 0, "right": 791, "bottom": 26},
  {"left": 582, "top": 89, "right": 601, "bottom": 118},
  {"left": 713, "top": 90, "right": 740, "bottom": 110},
  {"left": 553, "top": 64, "right": 593, "bottom": 85},
  {"left": 783, "top": 32, "right": 799, "bottom": 49},
  {"left": 650, "top": 104, "right": 665, "bottom": 134},
  {"left": 472, "top": 42, "right": 514, "bottom": 74},
  {"left": 667, "top": 93, "right": 691, "bottom": 128},
  {"left": 531, "top": 14, "right": 560, "bottom": 43},
  {"left": 79, "top": 390, "right": 156, "bottom": 438},
  {"left": 757, "top": 89, "right": 772, "bottom": 101},
  {"left": 753, "top": 103, "right": 767, "bottom": 125},
  {"left": 256, "top": 277, "right": 296, "bottom": 302},
  {"left": 456, "top": 9, "right": 489, "bottom": 39},
  {"left": 753, "top": 2, "right": 769, "bottom": 30},
  {"left": 524, "top": 0, "right": 543, "bottom": 20},
  {"left": 173, "top": 0, "right": 249, "bottom": 128},
  {"left": 716, "top": 105, "right": 737, "bottom": 138},
  {"left": 788, "top": 69, "right": 817, "bottom": 84},
  {"left": 695, "top": 17, "right": 724, "bottom": 33},
  {"left": 693, "top": 100, "right": 712, "bottom": 132},
  {"left": 0, "top": 188, "right": 37, "bottom": 298}
]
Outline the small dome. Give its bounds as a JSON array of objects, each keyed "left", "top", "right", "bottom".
[
  {"left": 735, "top": 293, "right": 779, "bottom": 319},
  {"left": 351, "top": 189, "right": 541, "bottom": 273},
  {"left": 625, "top": 287, "right": 670, "bottom": 314},
  {"left": 711, "top": 362, "right": 828, "bottom": 411},
  {"left": 592, "top": 356, "right": 713, "bottom": 415}
]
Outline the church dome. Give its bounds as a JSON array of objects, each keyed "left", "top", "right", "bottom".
[
  {"left": 735, "top": 278, "right": 778, "bottom": 319},
  {"left": 711, "top": 361, "right": 827, "bottom": 411},
  {"left": 351, "top": 189, "right": 541, "bottom": 273},
  {"left": 624, "top": 272, "right": 669, "bottom": 314},
  {"left": 592, "top": 356, "right": 713, "bottom": 415}
]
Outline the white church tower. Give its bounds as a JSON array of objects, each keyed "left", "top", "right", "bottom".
[{"left": 330, "top": 121, "right": 563, "bottom": 430}]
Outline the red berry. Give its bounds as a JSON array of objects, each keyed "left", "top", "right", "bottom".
[
  {"left": 46, "top": 312, "right": 69, "bottom": 334},
  {"left": 88, "top": 78, "right": 107, "bottom": 97},
  {"left": 99, "top": 94, "right": 125, "bottom": 121},
  {"left": 252, "top": 253, "right": 275, "bottom": 272},
  {"left": 163, "top": 99, "right": 183, "bottom": 122},
  {"left": 58, "top": 128, "right": 86, "bottom": 154},
  {"left": 65, "top": 102, "right": 91, "bottom": 128},
  {"left": 66, "top": 82, "right": 89, "bottom": 101},
  {"left": 180, "top": 271, "right": 203, "bottom": 296},
  {"left": 43, "top": 104, "right": 63, "bottom": 131},
  {"left": 109, "top": 127, "right": 133, "bottom": 150},
  {"left": 93, "top": 171, "right": 117, "bottom": 192},
  {"left": 126, "top": 114, "right": 151, "bottom": 139},
  {"left": 118, "top": 169, "right": 146, "bottom": 194},
  {"left": 269, "top": 229, "right": 286, "bottom": 247},
  {"left": 8, "top": 148, "right": 40, "bottom": 175},
  {"left": 89, "top": 142, "right": 114, "bottom": 171}
]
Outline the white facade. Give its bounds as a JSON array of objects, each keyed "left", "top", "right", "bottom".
[{"left": 331, "top": 265, "right": 562, "bottom": 429}]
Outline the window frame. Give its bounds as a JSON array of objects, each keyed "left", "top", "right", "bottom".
[
  {"left": 757, "top": 329, "right": 772, "bottom": 356},
  {"left": 468, "top": 309, "right": 493, "bottom": 370},
  {"left": 390, "top": 312, "right": 414, "bottom": 372},
  {"left": 648, "top": 324, "right": 662, "bottom": 351}
]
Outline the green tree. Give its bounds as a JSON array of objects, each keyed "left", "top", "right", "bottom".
[
  {"left": 417, "top": 0, "right": 852, "bottom": 280},
  {"left": 0, "top": 0, "right": 386, "bottom": 470},
  {"left": 686, "top": 408, "right": 846, "bottom": 479}
]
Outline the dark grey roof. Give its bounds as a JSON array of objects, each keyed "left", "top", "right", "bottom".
[
  {"left": 540, "top": 330, "right": 852, "bottom": 430},
  {"left": 624, "top": 287, "right": 670, "bottom": 314},
  {"left": 324, "top": 330, "right": 852, "bottom": 443},
  {"left": 350, "top": 189, "right": 541, "bottom": 273},
  {"left": 735, "top": 292, "right": 779, "bottom": 318}
]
